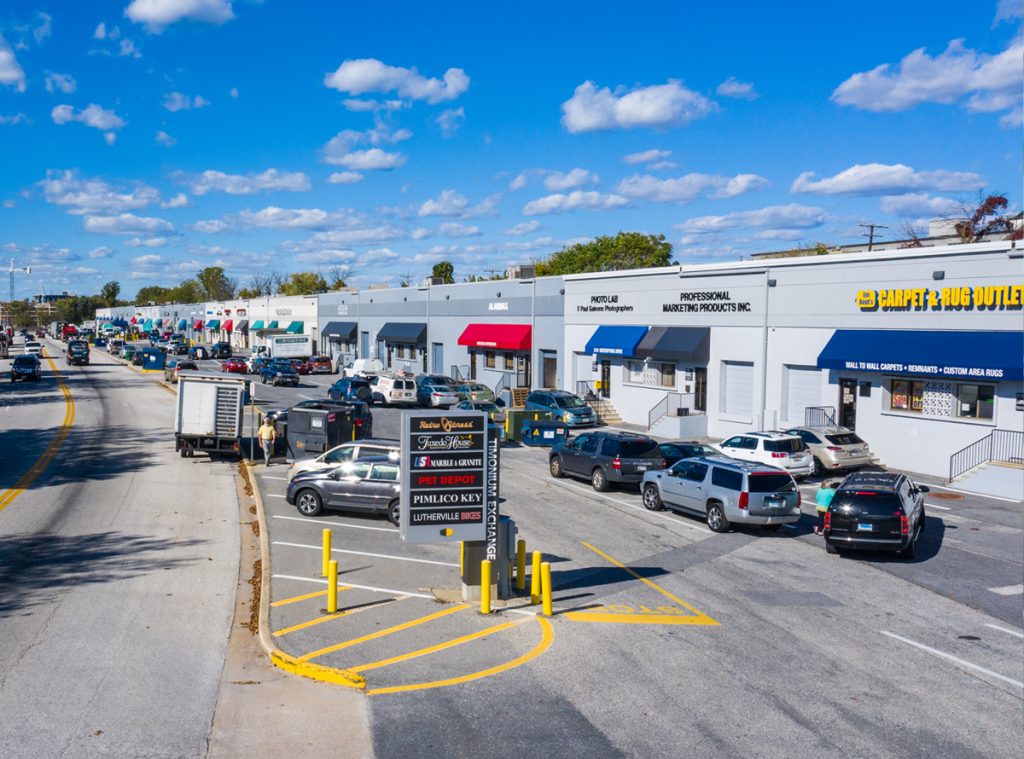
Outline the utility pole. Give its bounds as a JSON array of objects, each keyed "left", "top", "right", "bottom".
[{"left": 859, "top": 223, "right": 888, "bottom": 251}]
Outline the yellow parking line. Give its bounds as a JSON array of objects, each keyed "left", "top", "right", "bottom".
[
  {"left": 274, "top": 612, "right": 352, "bottom": 637},
  {"left": 272, "top": 588, "right": 349, "bottom": 608},
  {"left": 349, "top": 617, "right": 527, "bottom": 674},
  {"left": 368, "top": 617, "right": 555, "bottom": 696},
  {"left": 0, "top": 352, "right": 75, "bottom": 514},
  {"left": 298, "top": 603, "right": 468, "bottom": 662}
]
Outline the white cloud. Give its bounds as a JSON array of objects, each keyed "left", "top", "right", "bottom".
[
  {"left": 648, "top": 160, "right": 678, "bottom": 171},
  {"left": 322, "top": 120, "right": 411, "bottom": 170},
  {"left": 327, "top": 148, "right": 406, "bottom": 171},
  {"left": 51, "top": 104, "right": 126, "bottom": 139},
  {"left": 229, "top": 86, "right": 239, "bottom": 98},
  {"left": 791, "top": 163, "right": 985, "bottom": 195},
  {"left": 561, "top": 80, "right": 716, "bottom": 133},
  {"left": 543, "top": 168, "right": 599, "bottom": 192},
  {"left": 2, "top": 199, "right": 16, "bottom": 208},
  {"left": 155, "top": 130, "right": 176, "bottom": 146},
  {"left": 45, "top": 72, "right": 77, "bottom": 94},
  {"left": 294, "top": 249, "right": 357, "bottom": 264},
  {"left": 508, "top": 172, "right": 530, "bottom": 191},
  {"left": 324, "top": 58, "right": 469, "bottom": 104},
  {"left": 125, "top": 0, "right": 235, "bottom": 33},
  {"left": 616, "top": 172, "right": 769, "bottom": 203},
  {"left": 0, "top": 34, "right": 26, "bottom": 92},
  {"left": 438, "top": 222, "right": 482, "bottom": 237},
  {"left": 0, "top": 113, "right": 29, "bottom": 125},
  {"left": 88, "top": 246, "right": 114, "bottom": 258},
  {"left": 40, "top": 170, "right": 160, "bottom": 215},
  {"left": 104, "top": 131, "right": 118, "bottom": 146},
  {"left": 999, "top": 105, "right": 1023, "bottom": 129},
  {"left": 623, "top": 149, "right": 671, "bottom": 165},
  {"left": 879, "top": 192, "right": 962, "bottom": 217},
  {"left": 33, "top": 13, "right": 52, "bottom": 45},
  {"left": 716, "top": 77, "right": 758, "bottom": 99},
  {"left": 119, "top": 39, "right": 142, "bottom": 58},
  {"left": 342, "top": 98, "right": 404, "bottom": 112},
  {"left": 84, "top": 213, "right": 174, "bottom": 234},
  {"left": 94, "top": 22, "right": 109, "bottom": 39},
  {"left": 503, "top": 220, "right": 541, "bottom": 236},
  {"left": 161, "top": 192, "right": 190, "bottom": 209},
  {"left": 410, "top": 227, "right": 431, "bottom": 240},
  {"left": 418, "top": 189, "right": 501, "bottom": 218},
  {"left": 191, "top": 219, "right": 229, "bottom": 233},
  {"left": 163, "top": 91, "right": 210, "bottom": 111},
  {"left": 522, "top": 190, "right": 630, "bottom": 216},
  {"left": 328, "top": 171, "right": 364, "bottom": 185},
  {"left": 436, "top": 107, "right": 465, "bottom": 137},
  {"left": 236, "top": 207, "right": 342, "bottom": 230},
  {"left": 130, "top": 253, "right": 162, "bottom": 266},
  {"left": 126, "top": 236, "right": 169, "bottom": 247},
  {"left": 306, "top": 226, "right": 406, "bottom": 247},
  {"left": 187, "top": 168, "right": 311, "bottom": 195},
  {"left": 995, "top": 0, "right": 1022, "bottom": 24},
  {"left": 831, "top": 36, "right": 1023, "bottom": 124},
  {"left": 675, "top": 203, "right": 828, "bottom": 234}
]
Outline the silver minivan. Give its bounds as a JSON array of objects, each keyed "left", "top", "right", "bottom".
[{"left": 641, "top": 455, "right": 801, "bottom": 532}]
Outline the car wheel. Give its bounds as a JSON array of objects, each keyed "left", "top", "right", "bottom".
[
  {"left": 549, "top": 456, "right": 564, "bottom": 478},
  {"left": 642, "top": 484, "right": 663, "bottom": 511},
  {"left": 261, "top": 376, "right": 266, "bottom": 384},
  {"left": 811, "top": 457, "right": 823, "bottom": 477},
  {"left": 899, "top": 535, "right": 916, "bottom": 560},
  {"left": 825, "top": 540, "right": 839, "bottom": 555},
  {"left": 591, "top": 467, "right": 609, "bottom": 492},
  {"left": 387, "top": 499, "right": 400, "bottom": 526},
  {"left": 295, "top": 489, "right": 323, "bottom": 517},
  {"left": 706, "top": 501, "right": 729, "bottom": 533}
]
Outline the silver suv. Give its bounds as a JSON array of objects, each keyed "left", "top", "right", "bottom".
[
  {"left": 640, "top": 455, "right": 801, "bottom": 532},
  {"left": 784, "top": 426, "right": 872, "bottom": 476}
]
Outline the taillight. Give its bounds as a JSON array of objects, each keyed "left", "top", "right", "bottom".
[
  {"left": 771, "top": 452, "right": 787, "bottom": 458},
  {"left": 661, "top": 459, "right": 668, "bottom": 469},
  {"left": 738, "top": 492, "right": 748, "bottom": 509},
  {"left": 826, "top": 446, "right": 843, "bottom": 452},
  {"left": 824, "top": 512, "right": 831, "bottom": 530},
  {"left": 900, "top": 514, "right": 909, "bottom": 535},
  {"left": 611, "top": 457, "right": 621, "bottom": 470},
  {"left": 796, "top": 490, "right": 801, "bottom": 507},
  {"left": 355, "top": 419, "right": 363, "bottom": 427}
]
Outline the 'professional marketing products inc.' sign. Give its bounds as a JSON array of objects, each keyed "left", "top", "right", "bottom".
[{"left": 400, "top": 411, "right": 497, "bottom": 545}]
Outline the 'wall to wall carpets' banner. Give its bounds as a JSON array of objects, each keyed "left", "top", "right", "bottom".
[{"left": 400, "top": 410, "right": 492, "bottom": 544}]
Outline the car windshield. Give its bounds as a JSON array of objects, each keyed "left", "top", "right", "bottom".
[
  {"left": 748, "top": 474, "right": 796, "bottom": 493},
  {"left": 349, "top": 380, "right": 370, "bottom": 388},
  {"left": 475, "top": 403, "right": 498, "bottom": 411},
  {"left": 825, "top": 433, "right": 864, "bottom": 446},
  {"left": 618, "top": 439, "right": 659, "bottom": 458},
  {"left": 831, "top": 491, "right": 902, "bottom": 515},
  {"left": 764, "top": 438, "right": 804, "bottom": 452},
  {"left": 554, "top": 395, "right": 587, "bottom": 409},
  {"left": 13, "top": 357, "right": 35, "bottom": 366}
]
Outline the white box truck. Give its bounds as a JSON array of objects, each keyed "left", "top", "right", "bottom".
[
  {"left": 254, "top": 335, "right": 314, "bottom": 359},
  {"left": 174, "top": 372, "right": 247, "bottom": 457}
]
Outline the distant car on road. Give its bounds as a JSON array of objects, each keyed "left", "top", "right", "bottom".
[
  {"left": 24, "top": 341, "right": 42, "bottom": 356},
  {"left": 107, "top": 339, "right": 124, "bottom": 354},
  {"left": 261, "top": 361, "right": 300, "bottom": 386},
  {"left": 221, "top": 357, "right": 248, "bottom": 374},
  {"left": 286, "top": 456, "right": 402, "bottom": 525},
  {"left": 784, "top": 426, "right": 873, "bottom": 476},
  {"left": 164, "top": 359, "right": 198, "bottom": 382},
  {"left": 369, "top": 374, "right": 418, "bottom": 406},
  {"left": 526, "top": 390, "right": 596, "bottom": 427},
  {"left": 288, "top": 358, "right": 311, "bottom": 375},
  {"left": 824, "top": 471, "right": 927, "bottom": 559},
  {"left": 131, "top": 350, "right": 146, "bottom": 366},
  {"left": 549, "top": 431, "right": 665, "bottom": 492},
  {"left": 307, "top": 355, "right": 335, "bottom": 374},
  {"left": 189, "top": 345, "right": 211, "bottom": 360},
  {"left": 121, "top": 346, "right": 137, "bottom": 361},
  {"left": 11, "top": 354, "right": 41, "bottom": 382},
  {"left": 210, "top": 341, "right": 233, "bottom": 359},
  {"left": 66, "top": 340, "right": 90, "bottom": 366},
  {"left": 247, "top": 356, "right": 272, "bottom": 374}
]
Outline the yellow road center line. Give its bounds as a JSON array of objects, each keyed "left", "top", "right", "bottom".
[
  {"left": 367, "top": 617, "right": 554, "bottom": 696},
  {"left": 298, "top": 603, "right": 469, "bottom": 663},
  {"left": 0, "top": 352, "right": 76, "bottom": 513},
  {"left": 579, "top": 541, "right": 719, "bottom": 625},
  {"left": 349, "top": 617, "right": 527, "bottom": 674},
  {"left": 271, "top": 587, "right": 351, "bottom": 607}
]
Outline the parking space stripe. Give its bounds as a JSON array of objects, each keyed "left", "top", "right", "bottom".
[
  {"left": 987, "top": 584, "right": 1024, "bottom": 596},
  {"left": 880, "top": 631, "right": 1024, "bottom": 688},
  {"left": 272, "top": 515, "right": 397, "bottom": 533},
  {"left": 555, "top": 481, "right": 711, "bottom": 533},
  {"left": 274, "top": 609, "right": 356, "bottom": 637},
  {"left": 984, "top": 623, "right": 1024, "bottom": 639},
  {"left": 298, "top": 604, "right": 470, "bottom": 662},
  {"left": 272, "top": 573, "right": 435, "bottom": 599},
  {"left": 349, "top": 618, "right": 528, "bottom": 674},
  {"left": 273, "top": 540, "right": 459, "bottom": 567},
  {"left": 271, "top": 589, "right": 339, "bottom": 607}
]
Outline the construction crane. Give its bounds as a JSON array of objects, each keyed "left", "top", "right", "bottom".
[{"left": 8, "top": 258, "right": 31, "bottom": 303}]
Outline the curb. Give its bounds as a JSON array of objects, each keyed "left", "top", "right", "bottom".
[{"left": 244, "top": 460, "right": 366, "bottom": 690}]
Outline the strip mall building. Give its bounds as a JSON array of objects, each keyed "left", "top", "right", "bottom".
[{"left": 97, "top": 240, "right": 1023, "bottom": 479}]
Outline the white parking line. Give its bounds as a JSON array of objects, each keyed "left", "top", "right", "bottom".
[
  {"left": 880, "top": 630, "right": 1023, "bottom": 688},
  {"left": 555, "top": 480, "right": 711, "bottom": 533},
  {"left": 988, "top": 584, "right": 1024, "bottom": 596},
  {"left": 985, "top": 623, "right": 1024, "bottom": 639},
  {"left": 260, "top": 475, "right": 288, "bottom": 481},
  {"left": 272, "top": 573, "right": 434, "bottom": 599},
  {"left": 266, "top": 494, "right": 287, "bottom": 498},
  {"left": 273, "top": 514, "right": 397, "bottom": 533},
  {"left": 925, "top": 502, "right": 951, "bottom": 511},
  {"left": 273, "top": 540, "right": 459, "bottom": 567},
  {"left": 298, "top": 394, "right": 319, "bottom": 400}
]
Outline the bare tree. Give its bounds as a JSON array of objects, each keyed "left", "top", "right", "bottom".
[
  {"left": 268, "top": 271, "right": 288, "bottom": 295},
  {"left": 953, "top": 193, "right": 1018, "bottom": 243},
  {"left": 326, "top": 265, "right": 356, "bottom": 290},
  {"left": 898, "top": 219, "right": 926, "bottom": 248}
]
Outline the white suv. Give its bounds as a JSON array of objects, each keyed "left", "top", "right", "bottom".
[
  {"left": 287, "top": 438, "right": 400, "bottom": 482},
  {"left": 716, "top": 432, "right": 813, "bottom": 478}
]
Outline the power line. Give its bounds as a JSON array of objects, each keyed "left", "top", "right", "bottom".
[{"left": 859, "top": 223, "right": 888, "bottom": 251}]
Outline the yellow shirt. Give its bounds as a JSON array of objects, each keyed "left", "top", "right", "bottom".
[{"left": 258, "top": 424, "right": 276, "bottom": 441}]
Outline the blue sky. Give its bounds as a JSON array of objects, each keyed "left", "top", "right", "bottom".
[{"left": 0, "top": 0, "right": 1020, "bottom": 299}]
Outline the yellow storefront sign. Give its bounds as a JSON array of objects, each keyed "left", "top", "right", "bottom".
[{"left": 856, "top": 285, "right": 1024, "bottom": 312}]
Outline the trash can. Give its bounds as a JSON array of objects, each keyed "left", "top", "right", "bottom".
[
  {"left": 520, "top": 419, "right": 570, "bottom": 447},
  {"left": 286, "top": 405, "right": 356, "bottom": 460},
  {"left": 504, "top": 409, "right": 553, "bottom": 442},
  {"left": 140, "top": 348, "right": 165, "bottom": 371}
]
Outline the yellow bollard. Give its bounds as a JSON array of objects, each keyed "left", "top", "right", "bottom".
[
  {"left": 327, "top": 560, "right": 339, "bottom": 614},
  {"left": 541, "top": 561, "right": 553, "bottom": 617},
  {"left": 530, "top": 550, "right": 542, "bottom": 604},
  {"left": 321, "top": 529, "right": 332, "bottom": 577},
  {"left": 480, "top": 560, "right": 492, "bottom": 614},
  {"left": 459, "top": 541, "right": 464, "bottom": 578},
  {"left": 515, "top": 539, "right": 526, "bottom": 591}
]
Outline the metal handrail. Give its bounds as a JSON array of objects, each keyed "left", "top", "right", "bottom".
[
  {"left": 949, "top": 429, "right": 1024, "bottom": 482},
  {"left": 449, "top": 364, "right": 470, "bottom": 382},
  {"left": 493, "top": 373, "right": 508, "bottom": 403},
  {"left": 576, "top": 380, "right": 598, "bottom": 400},
  {"left": 804, "top": 406, "right": 837, "bottom": 426},
  {"left": 647, "top": 392, "right": 695, "bottom": 429}
]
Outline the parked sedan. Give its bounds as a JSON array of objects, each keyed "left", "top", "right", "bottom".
[
  {"left": 415, "top": 376, "right": 459, "bottom": 408},
  {"left": 286, "top": 457, "right": 402, "bottom": 525},
  {"left": 221, "top": 357, "right": 248, "bottom": 374},
  {"left": 549, "top": 431, "right": 665, "bottom": 491},
  {"left": 455, "top": 399, "right": 507, "bottom": 424},
  {"left": 784, "top": 426, "right": 872, "bottom": 476},
  {"left": 288, "top": 358, "right": 311, "bottom": 375},
  {"left": 260, "top": 362, "right": 300, "bottom": 386},
  {"left": 456, "top": 382, "right": 495, "bottom": 402}
]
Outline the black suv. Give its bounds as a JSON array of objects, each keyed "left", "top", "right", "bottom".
[
  {"left": 210, "top": 341, "right": 233, "bottom": 359},
  {"left": 824, "top": 471, "right": 928, "bottom": 559},
  {"left": 66, "top": 340, "right": 90, "bottom": 366},
  {"left": 549, "top": 431, "right": 666, "bottom": 491}
]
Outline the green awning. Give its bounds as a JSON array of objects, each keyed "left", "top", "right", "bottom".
[
  {"left": 251, "top": 320, "right": 265, "bottom": 330},
  {"left": 266, "top": 320, "right": 279, "bottom": 329},
  {"left": 206, "top": 319, "right": 221, "bottom": 330},
  {"left": 154, "top": 318, "right": 164, "bottom": 327},
  {"left": 101, "top": 323, "right": 117, "bottom": 331},
  {"left": 177, "top": 319, "right": 188, "bottom": 330},
  {"left": 142, "top": 319, "right": 154, "bottom": 331},
  {"left": 285, "top": 321, "right": 304, "bottom": 334}
]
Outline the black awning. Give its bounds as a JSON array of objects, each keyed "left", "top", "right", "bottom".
[
  {"left": 636, "top": 327, "right": 710, "bottom": 362},
  {"left": 377, "top": 322, "right": 426, "bottom": 346},
  {"left": 235, "top": 319, "right": 249, "bottom": 332},
  {"left": 320, "top": 321, "right": 358, "bottom": 340}
]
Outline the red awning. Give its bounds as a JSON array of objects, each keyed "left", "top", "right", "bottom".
[
  {"left": 193, "top": 320, "right": 204, "bottom": 329},
  {"left": 130, "top": 317, "right": 137, "bottom": 324},
  {"left": 222, "top": 319, "right": 233, "bottom": 332},
  {"left": 457, "top": 323, "right": 532, "bottom": 351}
]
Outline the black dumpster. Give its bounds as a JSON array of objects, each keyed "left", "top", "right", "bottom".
[{"left": 286, "top": 404, "right": 357, "bottom": 460}]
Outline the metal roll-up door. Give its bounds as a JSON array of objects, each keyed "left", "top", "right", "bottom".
[
  {"left": 721, "top": 360, "right": 754, "bottom": 419},
  {"left": 783, "top": 365, "right": 821, "bottom": 426}
]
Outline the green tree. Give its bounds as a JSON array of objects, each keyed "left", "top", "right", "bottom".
[
  {"left": 169, "top": 279, "right": 205, "bottom": 304},
  {"left": 278, "top": 271, "right": 328, "bottom": 296},
  {"left": 535, "top": 232, "right": 674, "bottom": 276},
  {"left": 134, "top": 285, "right": 171, "bottom": 304},
  {"left": 431, "top": 261, "right": 455, "bottom": 284},
  {"left": 55, "top": 295, "right": 102, "bottom": 325},
  {"left": 195, "top": 267, "right": 236, "bottom": 300},
  {"left": 100, "top": 281, "right": 121, "bottom": 307},
  {"left": 326, "top": 265, "right": 354, "bottom": 291}
]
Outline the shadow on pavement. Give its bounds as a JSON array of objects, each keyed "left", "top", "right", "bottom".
[{"left": 0, "top": 531, "right": 207, "bottom": 617}]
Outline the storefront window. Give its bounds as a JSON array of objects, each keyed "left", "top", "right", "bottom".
[
  {"left": 485, "top": 351, "right": 495, "bottom": 368},
  {"left": 890, "top": 379, "right": 925, "bottom": 412},
  {"left": 956, "top": 384, "right": 995, "bottom": 419},
  {"left": 658, "top": 362, "right": 676, "bottom": 389},
  {"left": 625, "top": 360, "right": 644, "bottom": 384},
  {"left": 504, "top": 353, "right": 514, "bottom": 371}
]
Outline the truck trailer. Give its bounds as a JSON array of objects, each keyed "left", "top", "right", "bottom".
[
  {"left": 254, "top": 334, "right": 314, "bottom": 359},
  {"left": 174, "top": 372, "right": 247, "bottom": 458}
]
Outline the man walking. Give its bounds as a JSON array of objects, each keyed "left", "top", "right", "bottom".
[{"left": 258, "top": 416, "right": 276, "bottom": 466}]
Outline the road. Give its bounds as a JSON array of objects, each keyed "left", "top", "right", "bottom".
[{"left": 0, "top": 338, "right": 240, "bottom": 758}]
